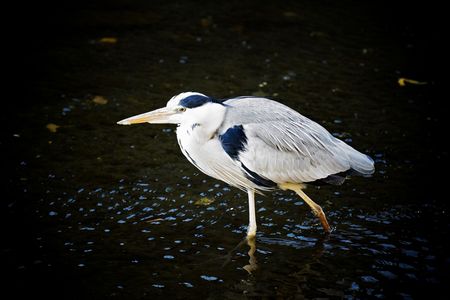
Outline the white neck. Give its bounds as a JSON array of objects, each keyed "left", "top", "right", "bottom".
[{"left": 180, "top": 103, "right": 227, "bottom": 142}]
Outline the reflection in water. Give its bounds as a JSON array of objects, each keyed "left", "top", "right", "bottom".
[
  {"left": 220, "top": 236, "right": 257, "bottom": 274},
  {"left": 221, "top": 237, "right": 248, "bottom": 268},
  {"left": 191, "top": 235, "right": 257, "bottom": 271},
  {"left": 243, "top": 236, "right": 257, "bottom": 274}
]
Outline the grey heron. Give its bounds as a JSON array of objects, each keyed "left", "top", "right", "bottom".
[{"left": 117, "top": 92, "right": 374, "bottom": 237}]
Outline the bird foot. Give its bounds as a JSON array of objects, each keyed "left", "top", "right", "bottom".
[
  {"left": 246, "top": 227, "right": 257, "bottom": 239},
  {"left": 316, "top": 210, "right": 331, "bottom": 233}
]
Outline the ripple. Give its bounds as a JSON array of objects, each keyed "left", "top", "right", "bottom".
[
  {"left": 200, "top": 275, "right": 218, "bottom": 281},
  {"left": 361, "top": 275, "right": 378, "bottom": 283},
  {"left": 79, "top": 226, "right": 95, "bottom": 231},
  {"left": 377, "top": 270, "right": 398, "bottom": 280},
  {"left": 180, "top": 282, "right": 194, "bottom": 288}
]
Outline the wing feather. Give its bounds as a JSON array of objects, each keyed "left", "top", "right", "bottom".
[{"left": 219, "top": 97, "right": 374, "bottom": 184}]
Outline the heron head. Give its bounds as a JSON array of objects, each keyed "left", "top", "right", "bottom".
[{"left": 117, "top": 92, "right": 225, "bottom": 126}]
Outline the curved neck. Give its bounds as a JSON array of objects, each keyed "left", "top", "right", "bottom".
[{"left": 180, "top": 103, "right": 227, "bottom": 142}]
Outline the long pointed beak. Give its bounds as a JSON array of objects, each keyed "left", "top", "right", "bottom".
[{"left": 117, "top": 107, "right": 174, "bottom": 125}]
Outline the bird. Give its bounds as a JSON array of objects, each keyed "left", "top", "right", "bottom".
[{"left": 117, "top": 92, "right": 374, "bottom": 238}]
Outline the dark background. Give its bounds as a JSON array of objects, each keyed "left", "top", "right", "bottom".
[{"left": 2, "top": 0, "right": 448, "bottom": 299}]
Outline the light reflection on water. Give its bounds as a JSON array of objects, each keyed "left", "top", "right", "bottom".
[{"left": 9, "top": 169, "right": 445, "bottom": 298}]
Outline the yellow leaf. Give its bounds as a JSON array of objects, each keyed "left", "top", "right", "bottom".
[
  {"left": 194, "top": 197, "right": 214, "bottom": 206},
  {"left": 146, "top": 218, "right": 164, "bottom": 223},
  {"left": 99, "top": 37, "right": 117, "bottom": 44},
  {"left": 92, "top": 95, "right": 108, "bottom": 105},
  {"left": 46, "top": 123, "right": 60, "bottom": 133},
  {"left": 398, "top": 78, "right": 427, "bottom": 86},
  {"left": 200, "top": 17, "right": 212, "bottom": 28},
  {"left": 283, "top": 11, "right": 298, "bottom": 17}
]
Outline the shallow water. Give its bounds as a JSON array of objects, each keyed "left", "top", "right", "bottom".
[{"left": 3, "top": 0, "right": 448, "bottom": 299}]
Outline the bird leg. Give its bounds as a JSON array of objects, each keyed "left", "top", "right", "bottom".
[
  {"left": 247, "top": 189, "right": 257, "bottom": 238},
  {"left": 279, "top": 183, "right": 331, "bottom": 233}
]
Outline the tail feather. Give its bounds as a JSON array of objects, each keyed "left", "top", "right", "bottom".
[
  {"left": 341, "top": 142, "right": 375, "bottom": 175},
  {"left": 309, "top": 141, "right": 374, "bottom": 186}
]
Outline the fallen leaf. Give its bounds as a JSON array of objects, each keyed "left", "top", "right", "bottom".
[
  {"left": 200, "top": 17, "right": 212, "bottom": 28},
  {"left": 194, "top": 197, "right": 214, "bottom": 206},
  {"left": 99, "top": 37, "right": 117, "bottom": 44},
  {"left": 309, "top": 31, "right": 328, "bottom": 38},
  {"left": 92, "top": 95, "right": 108, "bottom": 105},
  {"left": 398, "top": 78, "right": 427, "bottom": 86},
  {"left": 283, "top": 11, "right": 298, "bottom": 17},
  {"left": 230, "top": 25, "right": 244, "bottom": 33},
  {"left": 146, "top": 218, "right": 164, "bottom": 223},
  {"left": 46, "top": 123, "right": 60, "bottom": 133}
]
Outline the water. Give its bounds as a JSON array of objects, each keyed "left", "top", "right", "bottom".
[{"left": 3, "top": 0, "right": 447, "bottom": 298}]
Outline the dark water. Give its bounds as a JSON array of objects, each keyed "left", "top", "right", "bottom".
[{"left": 3, "top": 0, "right": 448, "bottom": 298}]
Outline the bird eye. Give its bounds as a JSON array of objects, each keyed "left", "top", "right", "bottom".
[{"left": 177, "top": 107, "right": 187, "bottom": 112}]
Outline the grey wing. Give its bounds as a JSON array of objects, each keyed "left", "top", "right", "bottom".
[{"left": 221, "top": 97, "right": 374, "bottom": 184}]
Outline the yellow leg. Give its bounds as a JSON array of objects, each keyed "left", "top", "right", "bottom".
[{"left": 279, "top": 183, "right": 331, "bottom": 233}]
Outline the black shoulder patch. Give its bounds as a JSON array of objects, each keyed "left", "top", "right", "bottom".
[{"left": 219, "top": 125, "right": 247, "bottom": 160}]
